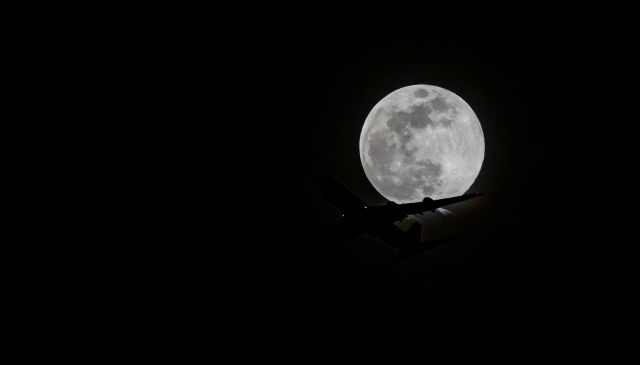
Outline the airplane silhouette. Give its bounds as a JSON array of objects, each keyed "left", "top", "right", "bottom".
[{"left": 317, "top": 176, "right": 483, "bottom": 260}]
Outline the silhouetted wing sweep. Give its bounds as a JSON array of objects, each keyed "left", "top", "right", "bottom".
[
  {"left": 317, "top": 176, "right": 482, "bottom": 222},
  {"left": 428, "top": 193, "right": 484, "bottom": 210},
  {"left": 366, "top": 193, "right": 483, "bottom": 222}
]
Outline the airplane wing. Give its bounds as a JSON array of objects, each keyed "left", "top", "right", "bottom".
[
  {"left": 316, "top": 176, "right": 482, "bottom": 224},
  {"left": 428, "top": 193, "right": 484, "bottom": 210},
  {"left": 367, "top": 193, "right": 483, "bottom": 223}
]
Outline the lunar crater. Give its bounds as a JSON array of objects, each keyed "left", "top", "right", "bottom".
[
  {"left": 413, "top": 89, "right": 430, "bottom": 98},
  {"left": 408, "top": 103, "right": 433, "bottom": 129},
  {"left": 430, "top": 96, "right": 450, "bottom": 112}
]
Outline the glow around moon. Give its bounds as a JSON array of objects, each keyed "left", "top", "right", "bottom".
[{"left": 359, "top": 85, "right": 484, "bottom": 203}]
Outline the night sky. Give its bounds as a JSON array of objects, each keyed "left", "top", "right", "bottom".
[{"left": 5, "top": 8, "right": 637, "bottom": 363}]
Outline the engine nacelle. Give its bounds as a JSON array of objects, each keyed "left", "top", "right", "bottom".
[{"left": 422, "top": 197, "right": 434, "bottom": 204}]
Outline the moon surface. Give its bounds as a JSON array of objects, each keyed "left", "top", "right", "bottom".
[{"left": 359, "top": 85, "right": 484, "bottom": 203}]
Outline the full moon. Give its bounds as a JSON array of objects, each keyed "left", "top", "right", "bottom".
[{"left": 360, "top": 85, "right": 484, "bottom": 203}]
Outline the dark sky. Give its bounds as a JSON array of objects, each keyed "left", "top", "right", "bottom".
[{"left": 5, "top": 7, "right": 638, "bottom": 363}]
